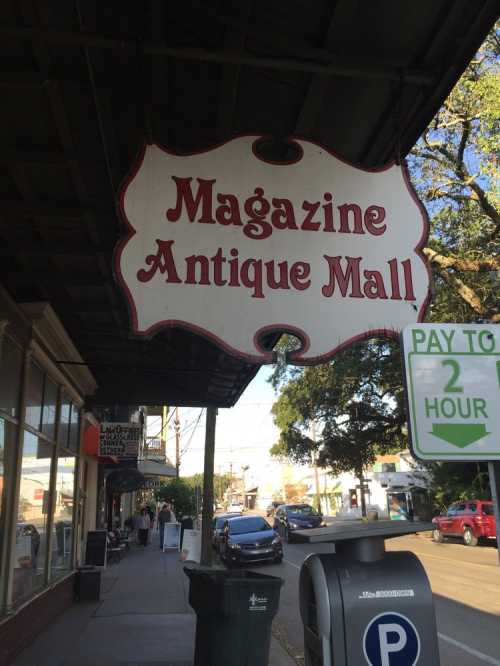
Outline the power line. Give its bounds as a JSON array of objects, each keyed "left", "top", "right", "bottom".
[{"left": 180, "top": 408, "right": 205, "bottom": 458}]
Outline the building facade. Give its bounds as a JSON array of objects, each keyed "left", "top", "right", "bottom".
[{"left": 0, "top": 290, "right": 98, "bottom": 662}]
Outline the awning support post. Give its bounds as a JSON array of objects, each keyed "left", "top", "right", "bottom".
[
  {"left": 488, "top": 462, "right": 500, "bottom": 565},
  {"left": 200, "top": 406, "right": 217, "bottom": 566}
]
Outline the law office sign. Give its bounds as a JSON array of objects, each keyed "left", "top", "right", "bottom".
[
  {"left": 116, "top": 136, "right": 430, "bottom": 363},
  {"left": 402, "top": 324, "right": 500, "bottom": 461},
  {"left": 99, "top": 422, "right": 142, "bottom": 458}
]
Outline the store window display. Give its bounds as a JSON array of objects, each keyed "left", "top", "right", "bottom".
[{"left": 12, "top": 431, "right": 53, "bottom": 604}]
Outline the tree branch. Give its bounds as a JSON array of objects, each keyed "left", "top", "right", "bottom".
[
  {"left": 423, "top": 247, "right": 500, "bottom": 271},
  {"left": 437, "top": 268, "right": 487, "bottom": 316}
]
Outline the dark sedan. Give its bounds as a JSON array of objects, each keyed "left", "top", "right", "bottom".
[
  {"left": 212, "top": 512, "right": 242, "bottom": 549},
  {"left": 273, "top": 504, "right": 324, "bottom": 541},
  {"left": 219, "top": 516, "right": 283, "bottom": 566}
]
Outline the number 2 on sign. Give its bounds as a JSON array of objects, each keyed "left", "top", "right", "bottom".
[{"left": 442, "top": 359, "right": 463, "bottom": 393}]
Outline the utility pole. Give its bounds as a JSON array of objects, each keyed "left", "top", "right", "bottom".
[
  {"left": 200, "top": 407, "right": 217, "bottom": 566},
  {"left": 174, "top": 406, "right": 180, "bottom": 478},
  {"left": 312, "top": 421, "right": 322, "bottom": 514},
  {"left": 161, "top": 405, "right": 169, "bottom": 460}
]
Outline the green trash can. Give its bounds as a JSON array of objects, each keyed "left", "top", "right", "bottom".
[{"left": 184, "top": 567, "right": 283, "bottom": 666}]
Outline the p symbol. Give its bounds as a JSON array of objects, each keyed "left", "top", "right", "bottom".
[{"left": 364, "top": 613, "right": 420, "bottom": 666}]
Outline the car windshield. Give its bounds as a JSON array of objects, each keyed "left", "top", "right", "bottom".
[
  {"left": 482, "top": 504, "right": 494, "bottom": 516},
  {"left": 229, "top": 518, "right": 271, "bottom": 535},
  {"left": 287, "top": 505, "right": 319, "bottom": 516}
]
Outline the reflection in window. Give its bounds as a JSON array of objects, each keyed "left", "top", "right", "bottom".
[
  {"left": 69, "top": 406, "right": 80, "bottom": 453},
  {"left": 0, "top": 419, "right": 16, "bottom": 537},
  {"left": 58, "top": 396, "right": 70, "bottom": 448},
  {"left": 12, "top": 431, "right": 53, "bottom": 604},
  {"left": 42, "top": 378, "right": 57, "bottom": 440},
  {"left": 0, "top": 337, "right": 22, "bottom": 418},
  {"left": 25, "top": 362, "right": 44, "bottom": 431},
  {"left": 51, "top": 453, "right": 75, "bottom": 578}
]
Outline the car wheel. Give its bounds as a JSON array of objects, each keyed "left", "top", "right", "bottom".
[
  {"left": 432, "top": 529, "right": 444, "bottom": 543},
  {"left": 463, "top": 527, "right": 478, "bottom": 547},
  {"left": 274, "top": 555, "right": 283, "bottom": 564}
]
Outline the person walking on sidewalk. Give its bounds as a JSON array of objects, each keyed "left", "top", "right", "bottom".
[
  {"left": 157, "top": 503, "right": 171, "bottom": 550},
  {"left": 137, "top": 508, "right": 151, "bottom": 546}
]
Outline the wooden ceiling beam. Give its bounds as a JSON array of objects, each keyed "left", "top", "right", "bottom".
[
  {"left": 0, "top": 26, "right": 435, "bottom": 85},
  {"left": 0, "top": 200, "right": 112, "bottom": 218}
]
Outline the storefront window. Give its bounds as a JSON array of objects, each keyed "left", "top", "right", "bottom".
[
  {"left": 12, "top": 431, "right": 53, "bottom": 605},
  {"left": 25, "top": 362, "right": 44, "bottom": 431},
  {"left": 51, "top": 452, "right": 75, "bottom": 578},
  {"left": 41, "top": 377, "right": 57, "bottom": 440},
  {"left": 68, "top": 406, "right": 80, "bottom": 453},
  {"left": 58, "top": 396, "right": 71, "bottom": 448},
  {"left": 0, "top": 337, "right": 22, "bottom": 418}
]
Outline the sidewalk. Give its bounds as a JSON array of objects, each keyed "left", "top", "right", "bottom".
[{"left": 12, "top": 534, "right": 295, "bottom": 666}]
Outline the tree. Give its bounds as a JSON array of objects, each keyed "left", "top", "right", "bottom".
[
  {"left": 156, "top": 478, "right": 196, "bottom": 518},
  {"left": 183, "top": 472, "right": 232, "bottom": 504},
  {"left": 410, "top": 28, "right": 499, "bottom": 323},
  {"left": 271, "top": 338, "right": 404, "bottom": 517},
  {"left": 429, "top": 462, "right": 490, "bottom": 511}
]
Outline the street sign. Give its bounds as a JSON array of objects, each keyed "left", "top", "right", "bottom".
[
  {"left": 117, "top": 136, "right": 430, "bottom": 363},
  {"left": 363, "top": 612, "right": 420, "bottom": 666},
  {"left": 402, "top": 324, "right": 500, "bottom": 461}
]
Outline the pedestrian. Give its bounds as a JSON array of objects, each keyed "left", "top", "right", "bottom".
[
  {"left": 157, "top": 503, "right": 172, "bottom": 550},
  {"left": 137, "top": 508, "right": 151, "bottom": 546},
  {"left": 147, "top": 505, "right": 155, "bottom": 543}
]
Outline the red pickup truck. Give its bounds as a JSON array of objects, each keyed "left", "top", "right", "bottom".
[{"left": 432, "top": 500, "right": 496, "bottom": 546}]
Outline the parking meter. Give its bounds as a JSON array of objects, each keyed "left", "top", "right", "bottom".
[{"left": 297, "top": 521, "right": 440, "bottom": 665}]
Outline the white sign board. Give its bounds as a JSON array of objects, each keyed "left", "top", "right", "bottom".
[
  {"left": 163, "top": 522, "right": 181, "bottom": 550},
  {"left": 402, "top": 324, "right": 500, "bottom": 460},
  {"left": 116, "top": 137, "right": 430, "bottom": 363},
  {"left": 99, "top": 423, "right": 141, "bottom": 458},
  {"left": 180, "top": 529, "right": 201, "bottom": 563}
]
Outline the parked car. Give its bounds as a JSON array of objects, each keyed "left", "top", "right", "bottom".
[
  {"left": 432, "top": 500, "right": 496, "bottom": 546},
  {"left": 212, "top": 512, "right": 242, "bottom": 549},
  {"left": 266, "top": 500, "right": 284, "bottom": 517},
  {"left": 227, "top": 500, "right": 245, "bottom": 513},
  {"left": 273, "top": 504, "right": 324, "bottom": 541},
  {"left": 219, "top": 515, "right": 283, "bottom": 566}
]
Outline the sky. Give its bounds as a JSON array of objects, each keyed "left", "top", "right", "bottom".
[{"left": 146, "top": 366, "right": 281, "bottom": 477}]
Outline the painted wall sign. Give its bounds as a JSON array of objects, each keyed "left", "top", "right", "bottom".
[
  {"left": 402, "top": 324, "right": 500, "bottom": 461},
  {"left": 117, "top": 137, "right": 430, "bottom": 363},
  {"left": 99, "top": 422, "right": 141, "bottom": 458}
]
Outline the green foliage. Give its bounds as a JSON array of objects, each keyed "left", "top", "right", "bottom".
[
  {"left": 409, "top": 27, "right": 499, "bottom": 323},
  {"left": 182, "top": 472, "right": 232, "bottom": 502},
  {"left": 271, "top": 338, "right": 405, "bottom": 509},
  {"left": 156, "top": 477, "right": 196, "bottom": 517},
  {"left": 429, "top": 462, "right": 491, "bottom": 511}
]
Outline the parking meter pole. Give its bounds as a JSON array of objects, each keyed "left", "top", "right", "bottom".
[
  {"left": 488, "top": 462, "right": 500, "bottom": 565},
  {"left": 297, "top": 521, "right": 441, "bottom": 666},
  {"left": 200, "top": 406, "right": 217, "bottom": 566}
]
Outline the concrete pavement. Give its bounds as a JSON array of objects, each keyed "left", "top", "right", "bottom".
[{"left": 12, "top": 534, "right": 295, "bottom": 666}]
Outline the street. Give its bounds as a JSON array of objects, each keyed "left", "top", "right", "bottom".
[{"left": 246, "top": 532, "right": 500, "bottom": 665}]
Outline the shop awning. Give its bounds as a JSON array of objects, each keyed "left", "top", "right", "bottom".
[
  {"left": 0, "top": 1, "right": 497, "bottom": 407},
  {"left": 138, "top": 459, "right": 177, "bottom": 478}
]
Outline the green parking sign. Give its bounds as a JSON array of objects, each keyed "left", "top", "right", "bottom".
[{"left": 402, "top": 324, "right": 500, "bottom": 461}]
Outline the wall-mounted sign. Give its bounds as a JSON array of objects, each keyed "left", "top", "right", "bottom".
[
  {"left": 117, "top": 137, "right": 430, "bottom": 363},
  {"left": 99, "top": 422, "right": 141, "bottom": 458},
  {"left": 402, "top": 324, "right": 500, "bottom": 460}
]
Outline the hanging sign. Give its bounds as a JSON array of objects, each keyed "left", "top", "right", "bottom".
[
  {"left": 99, "top": 422, "right": 141, "bottom": 458},
  {"left": 117, "top": 137, "right": 430, "bottom": 363},
  {"left": 402, "top": 324, "right": 500, "bottom": 460}
]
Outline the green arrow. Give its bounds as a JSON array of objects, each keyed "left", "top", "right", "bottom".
[{"left": 430, "top": 423, "right": 490, "bottom": 448}]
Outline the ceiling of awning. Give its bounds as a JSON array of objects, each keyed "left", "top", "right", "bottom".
[{"left": 0, "top": 0, "right": 497, "bottom": 407}]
